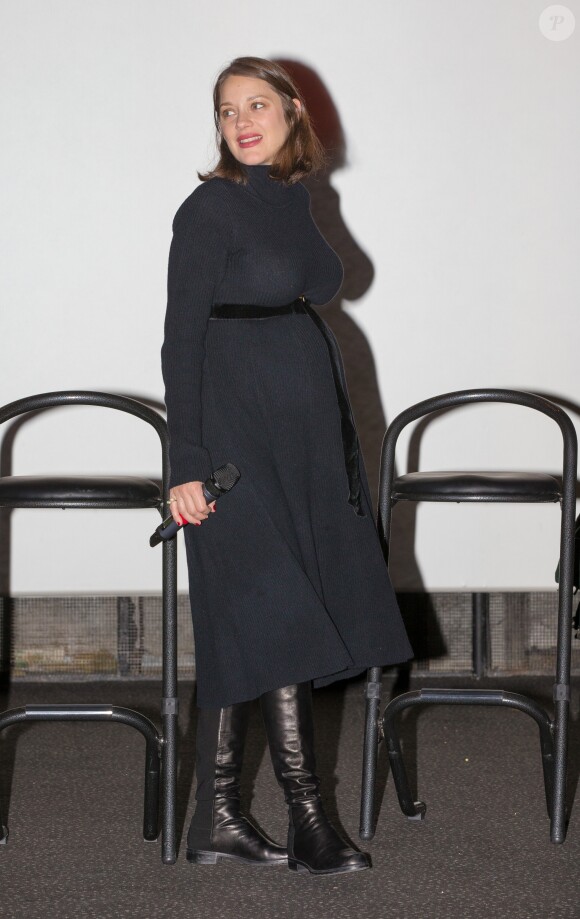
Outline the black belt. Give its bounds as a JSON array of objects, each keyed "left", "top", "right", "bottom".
[
  {"left": 211, "top": 301, "right": 308, "bottom": 319},
  {"left": 210, "top": 298, "right": 364, "bottom": 516}
]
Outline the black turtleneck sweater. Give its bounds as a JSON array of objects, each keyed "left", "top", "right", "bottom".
[{"left": 161, "top": 165, "right": 344, "bottom": 489}]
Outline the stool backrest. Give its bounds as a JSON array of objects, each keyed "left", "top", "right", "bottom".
[
  {"left": 379, "top": 388, "right": 578, "bottom": 609},
  {"left": 0, "top": 391, "right": 169, "bottom": 496}
]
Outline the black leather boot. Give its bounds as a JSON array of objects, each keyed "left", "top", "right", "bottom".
[
  {"left": 186, "top": 702, "right": 287, "bottom": 867},
  {"left": 259, "top": 683, "right": 370, "bottom": 875}
]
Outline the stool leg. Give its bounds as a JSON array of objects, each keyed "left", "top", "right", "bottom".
[
  {"left": 383, "top": 698, "right": 426, "bottom": 820},
  {"left": 161, "top": 536, "right": 178, "bottom": 864},
  {"left": 359, "top": 668, "right": 382, "bottom": 840},
  {"left": 471, "top": 593, "right": 489, "bottom": 679},
  {"left": 161, "top": 709, "right": 178, "bottom": 862},
  {"left": 550, "top": 698, "right": 568, "bottom": 842},
  {"left": 143, "top": 733, "right": 161, "bottom": 841}
]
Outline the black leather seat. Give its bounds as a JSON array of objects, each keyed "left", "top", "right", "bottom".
[
  {"left": 0, "top": 391, "right": 178, "bottom": 864},
  {"left": 392, "top": 470, "right": 561, "bottom": 503},
  {"left": 0, "top": 475, "right": 161, "bottom": 508},
  {"left": 360, "top": 388, "right": 577, "bottom": 847}
]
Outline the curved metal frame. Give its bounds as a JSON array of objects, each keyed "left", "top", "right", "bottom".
[
  {"left": 382, "top": 690, "right": 555, "bottom": 823},
  {"left": 0, "top": 391, "right": 178, "bottom": 864},
  {"left": 0, "top": 705, "right": 161, "bottom": 842},
  {"left": 359, "top": 388, "right": 577, "bottom": 845}
]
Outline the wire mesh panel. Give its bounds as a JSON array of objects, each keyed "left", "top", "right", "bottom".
[
  {"left": 488, "top": 591, "right": 580, "bottom": 675},
  {"left": 3, "top": 596, "right": 119, "bottom": 677},
  {"left": 397, "top": 591, "right": 580, "bottom": 676},
  {"left": 1, "top": 591, "right": 578, "bottom": 680},
  {"left": 0, "top": 595, "right": 194, "bottom": 680}
]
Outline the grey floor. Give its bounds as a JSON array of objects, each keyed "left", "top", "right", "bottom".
[{"left": 0, "top": 675, "right": 578, "bottom": 919}]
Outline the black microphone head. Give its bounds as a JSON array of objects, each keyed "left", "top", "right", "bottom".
[{"left": 210, "top": 463, "right": 241, "bottom": 495}]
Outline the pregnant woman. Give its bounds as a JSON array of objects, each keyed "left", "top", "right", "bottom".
[{"left": 161, "top": 56, "right": 412, "bottom": 875}]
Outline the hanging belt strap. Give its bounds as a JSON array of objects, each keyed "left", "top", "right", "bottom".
[{"left": 300, "top": 302, "right": 364, "bottom": 517}]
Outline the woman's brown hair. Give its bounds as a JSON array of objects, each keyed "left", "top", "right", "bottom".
[{"left": 199, "top": 57, "right": 325, "bottom": 185}]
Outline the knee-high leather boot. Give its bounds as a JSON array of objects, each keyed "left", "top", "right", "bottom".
[
  {"left": 259, "top": 683, "right": 370, "bottom": 875},
  {"left": 186, "top": 702, "right": 287, "bottom": 867}
]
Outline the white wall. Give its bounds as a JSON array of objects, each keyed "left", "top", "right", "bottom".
[{"left": 1, "top": 0, "right": 578, "bottom": 592}]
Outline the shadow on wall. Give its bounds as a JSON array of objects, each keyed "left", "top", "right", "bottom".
[
  {"left": 275, "top": 58, "right": 425, "bottom": 595},
  {"left": 275, "top": 59, "right": 379, "bottom": 495}
]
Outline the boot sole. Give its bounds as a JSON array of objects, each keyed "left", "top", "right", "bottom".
[
  {"left": 288, "top": 857, "right": 371, "bottom": 875},
  {"left": 186, "top": 849, "right": 287, "bottom": 867}
]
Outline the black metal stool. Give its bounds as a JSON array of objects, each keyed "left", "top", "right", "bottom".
[
  {"left": 359, "top": 389, "right": 577, "bottom": 844},
  {"left": 0, "top": 391, "right": 178, "bottom": 863}
]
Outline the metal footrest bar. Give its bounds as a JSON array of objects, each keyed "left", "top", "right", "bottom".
[
  {"left": 382, "top": 689, "right": 557, "bottom": 834},
  {"left": 0, "top": 704, "right": 162, "bottom": 845}
]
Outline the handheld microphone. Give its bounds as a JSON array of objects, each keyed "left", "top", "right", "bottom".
[{"left": 149, "top": 462, "right": 241, "bottom": 547}]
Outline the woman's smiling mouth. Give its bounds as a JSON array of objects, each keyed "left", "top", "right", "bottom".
[{"left": 238, "top": 134, "right": 263, "bottom": 147}]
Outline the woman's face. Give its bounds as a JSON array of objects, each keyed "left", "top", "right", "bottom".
[{"left": 218, "top": 75, "right": 299, "bottom": 166}]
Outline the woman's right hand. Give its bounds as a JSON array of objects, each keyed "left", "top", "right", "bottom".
[{"left": 169, "top": 481, "right": 216, "bottom": 526}]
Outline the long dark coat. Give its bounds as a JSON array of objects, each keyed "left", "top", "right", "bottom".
[{"left": 161, "top": 166, "right": 412, "bottom": 708}]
